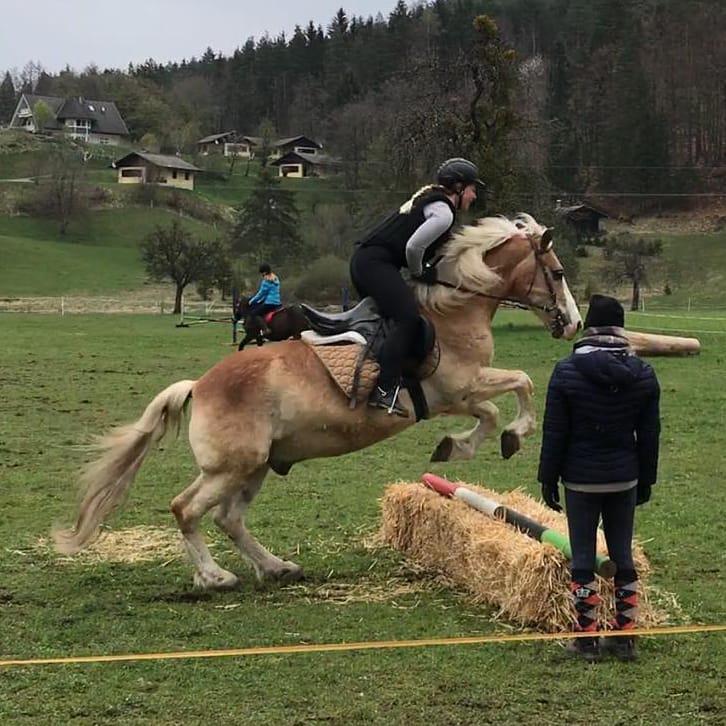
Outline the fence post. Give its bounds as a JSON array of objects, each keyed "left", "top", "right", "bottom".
[{"left": 60, "top": 297, "right": 65, "bottom": 316}]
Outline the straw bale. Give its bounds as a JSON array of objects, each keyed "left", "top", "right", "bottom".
[{"left": 378, "top": 482, "right": 672, "bottom": 632}]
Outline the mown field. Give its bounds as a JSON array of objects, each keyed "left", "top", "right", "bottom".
[{"left": 0, "top": 311, "right": 724, "bottom": 724}]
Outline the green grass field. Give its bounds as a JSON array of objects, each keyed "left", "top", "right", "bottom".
[
  {"left": 0, "top": 311, "right": 724, "bottom": 724},
  {"left": 578, "top": 232, "right": 726, "bottom": 311},
  {"left": 0, "top": 209, "right": 216, "bottom": 296}
]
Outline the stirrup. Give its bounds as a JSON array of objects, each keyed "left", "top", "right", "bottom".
[{"left": 369, "top": 385, "right": 408, "bottom": 418}]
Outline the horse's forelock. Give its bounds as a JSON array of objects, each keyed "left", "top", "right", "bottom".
[{"left": 513, "top": 212, "right": 547, "bottom": 238}]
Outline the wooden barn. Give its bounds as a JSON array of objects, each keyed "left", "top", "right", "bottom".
[{"left": 555, "top": 201, "right": 609, "bottom": 240}]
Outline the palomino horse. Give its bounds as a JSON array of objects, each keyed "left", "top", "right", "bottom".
[{"left": 54, "top": 214, "right": 581, "bottom": 590}]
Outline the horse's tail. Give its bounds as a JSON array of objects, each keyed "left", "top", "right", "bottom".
[{"left": 53, "top": 380, "right": 195, "bottom": 554}]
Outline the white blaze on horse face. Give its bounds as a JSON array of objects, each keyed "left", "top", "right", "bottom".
[{"left": 560, "top": 279, "right": 582, "bottom": 340}]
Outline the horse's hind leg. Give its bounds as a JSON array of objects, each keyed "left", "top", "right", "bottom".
[
  {"left": 213, "top": 466, "right": 303, "bottom": 582},
  {"left": 171, "top": 472, "right": 240, "bottom": 590}
]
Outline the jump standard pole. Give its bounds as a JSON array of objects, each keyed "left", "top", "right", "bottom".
[{"left": 421, "top": 473, "right": 617, "bottom": 578}]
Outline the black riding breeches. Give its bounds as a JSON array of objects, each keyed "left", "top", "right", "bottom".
[
  {"left": 350, "top": 246, "right": 419, "bottom": 391},
  {"left": 247, "top": 303, "right": 278, "bottom": 321},
  {"left": 565, "top": 486, "right": 638, "bottom": 584}
]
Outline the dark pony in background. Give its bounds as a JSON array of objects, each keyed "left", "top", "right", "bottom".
[{"left": 234, "top": 295, "right": 308, "bottom": 350}]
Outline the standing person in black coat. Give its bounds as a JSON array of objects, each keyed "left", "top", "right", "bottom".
[
  {"left": 350, "top": 158, "right": 484, "bottom": 416},
  {"left": 538, "top": 295, "right": 661, "bottom": 662}
]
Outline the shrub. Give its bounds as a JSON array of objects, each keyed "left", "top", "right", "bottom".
[{"left": 293, "top": 255, "right": 351, "bottom": 304}]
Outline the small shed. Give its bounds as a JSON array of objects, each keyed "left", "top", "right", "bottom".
[
  {"left": 555, "top": 201, "right": 609, "bottom": 240},
  {"left": 113, "top": 152, "right": 201, "bottom": 190},
  {"left": 270, "top": 151, "right": 341, "bottom": 179}
]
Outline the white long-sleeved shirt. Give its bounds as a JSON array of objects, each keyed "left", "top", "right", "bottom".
[{"left": 404, "top": 201, "right": 454, "bottom": 276}]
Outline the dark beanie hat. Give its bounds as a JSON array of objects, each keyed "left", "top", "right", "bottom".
[{"left": 584, "top": 294, "right": 625, "bottom": 328}]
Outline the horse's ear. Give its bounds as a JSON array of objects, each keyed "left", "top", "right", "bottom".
[{"left": 540, "top": 228, "right": 554, "bottom": 253}]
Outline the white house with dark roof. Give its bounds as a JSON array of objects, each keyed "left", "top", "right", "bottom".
[
  {"left": 113, "top": 151, "right": 201, "bottom": 190},
  {"left": 270, "top": 135, "right": 322, "bottom": 159},
  {"left": 9, "top": 94, "right": 129, "bottom": 145},
  {"left": 195, "top": 131, "right": 324, "bottom": 160},
  {"left": 270, "top": 150, "right": 342, "bottom": 179}
]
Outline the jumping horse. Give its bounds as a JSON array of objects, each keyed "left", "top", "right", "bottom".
[{"left": 54, "top": 214, "right": 582, "bottom": 590}]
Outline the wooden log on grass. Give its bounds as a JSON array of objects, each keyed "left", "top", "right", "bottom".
[{"left": 624, "top": 329, "right": 700, "bottom": 357}]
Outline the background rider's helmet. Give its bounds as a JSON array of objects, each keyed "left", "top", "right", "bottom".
[
  {"left": 436, "top": 158, "right": 485, "bottom": 190},
  {"left": 259, "top": 263, "right": 272, "bottom": 274}
]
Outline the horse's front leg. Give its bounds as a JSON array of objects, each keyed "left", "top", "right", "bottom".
[
  {"left": 433, "top": 367, "right": 536, "bottom": 461},
  {"left": 431, "top": 399, "right": 499, "bottom": 462}
]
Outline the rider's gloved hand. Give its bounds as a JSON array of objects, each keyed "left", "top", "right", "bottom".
[{"left": 413, "top": 264, "right": 437, "bottom": 285}]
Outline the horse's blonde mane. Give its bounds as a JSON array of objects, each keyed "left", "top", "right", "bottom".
[{"left": 415, "top": 214, "right": 545, "bottom": 313}]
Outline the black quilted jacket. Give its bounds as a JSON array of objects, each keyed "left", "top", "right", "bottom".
[{"left": 537, "top": 337, "right": 661, "bottom": 488}]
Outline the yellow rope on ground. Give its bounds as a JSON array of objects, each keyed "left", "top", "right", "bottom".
[{"left": 1, "top": 624, "right": 724, "bottom": 668}]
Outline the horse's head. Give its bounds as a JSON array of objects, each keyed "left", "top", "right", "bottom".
[
  {"left": 421, "top": 214, "right": 581, "bottom": 340},
  {"left": 506, "top": 214, "right": 582, "bottom": 340},
  {"left": 234, "top": 295, "right": 250, "bottom": 319}
]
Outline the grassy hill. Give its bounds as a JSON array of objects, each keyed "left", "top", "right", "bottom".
[
  {"left": 0, "top": 208, "right": 216, "bottom": 296},
  {"left": 574, "top": 231, "right": 726, "bottom": 310},
  {"left": 2, "top": 132, "right": 724, "bottom": 308}
]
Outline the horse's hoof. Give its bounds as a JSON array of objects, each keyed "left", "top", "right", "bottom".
[
  {"left": 193, "top": 570, "right": 239, "bottom": 591},
  {"left": 500, "top": 431, "right": 520, "bottom": 459},
  {"left": 431, "top": 436, "right": 454, "bottom": 462},
  {"left": 267, "top": 561, "right": 304, "bottom": 583}
]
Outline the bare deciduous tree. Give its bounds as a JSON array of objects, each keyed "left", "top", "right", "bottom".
[{"left": 604, "top": 233, "right": 663, "bottom": 311}]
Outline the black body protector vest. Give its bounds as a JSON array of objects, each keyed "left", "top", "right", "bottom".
[{"left": 357, "top": 189, "right": 457, "bottom": 269}]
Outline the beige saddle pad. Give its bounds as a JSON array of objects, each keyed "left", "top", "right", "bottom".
[{"left": 305, "top": 342, "right": 379, "bottom": 402}]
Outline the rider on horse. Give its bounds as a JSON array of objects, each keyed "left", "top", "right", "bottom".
[
  {"left": 350, "top": 158, "right": 484, "bottom": 416},
  {"left": 247, "top": 263, "right": 281, "bottom": 336}
]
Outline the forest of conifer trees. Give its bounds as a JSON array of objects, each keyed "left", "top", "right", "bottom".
[{"left": 1, "top": 0, "right": 724, "bottom": 211}]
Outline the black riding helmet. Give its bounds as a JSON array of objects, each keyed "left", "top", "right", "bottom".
[
  {"left": 436, "top": 158, "right": 485, "bottom": 190},
  {"left": 259, "top": 263, "right": 272, "bottom": 274}
]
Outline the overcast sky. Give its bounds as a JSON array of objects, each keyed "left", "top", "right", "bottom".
[{"left": 1, "top": 0, "right": 401, "bottom": 74}]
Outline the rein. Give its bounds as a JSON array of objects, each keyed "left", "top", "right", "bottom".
[{"left": 431, "top": 236, "right": 568, "bottom": 332}]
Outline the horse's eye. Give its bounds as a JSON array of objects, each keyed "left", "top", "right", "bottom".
[{"left": 552, "top": 269, "right": 565, "bottom": 281}]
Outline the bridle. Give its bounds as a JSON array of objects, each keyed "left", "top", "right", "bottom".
[{"left": 432, "top": 232, "right": 569, "bottom": 336}]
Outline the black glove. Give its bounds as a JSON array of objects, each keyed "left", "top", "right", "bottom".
[
  {"left": 541, "top": 482, "right": 562, "bottom": 512},
  {"left": 413, "top": 264, "right": 437, "bottom": 285},
  {"left": 636, "top": 482, "right": 652, "bottom": 506}
]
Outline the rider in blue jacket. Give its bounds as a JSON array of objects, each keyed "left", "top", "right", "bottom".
[{"left": 247, "top": 263, "right": 281, "bottom": 333}]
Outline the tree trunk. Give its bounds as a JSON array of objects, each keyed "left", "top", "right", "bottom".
[
  {"left": 631, "top": 277, "right": 641, "bottom": 311},
  {"left": 174, "top": 284, "right": 184, "bottom": 315}
]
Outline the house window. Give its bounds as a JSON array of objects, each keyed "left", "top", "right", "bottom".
[
  {"left": 121, "top": 168, "right": 143, "bottom": 178},
  {"left": 66, "top": 118, "right": 91, "bottom": 140},
  {"left": 172, "top": 170, "right": 178, "bottom": 179},
  {"left": 184, "top": 172, "right": 190, "bottom": 180},
  {"left": 296, "top": 146, "right": 317, "bottom": 155}
]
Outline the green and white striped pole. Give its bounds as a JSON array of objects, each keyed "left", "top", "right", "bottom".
[{"left": 422, "top": 473, "right": 616, "bottom": 578}]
